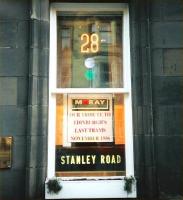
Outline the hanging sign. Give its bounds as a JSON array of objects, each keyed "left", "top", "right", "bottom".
[{"left": 67, "top": 94, "right": 113, "bottom": 143}]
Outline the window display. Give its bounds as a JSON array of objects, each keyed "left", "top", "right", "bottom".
[{"left": 55, "top": 93, "right": 125, "bottom": 177}]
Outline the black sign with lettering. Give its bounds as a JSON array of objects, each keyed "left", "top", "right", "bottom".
[{"left": 56, "top": 145, "right": 125, "bottom": 171}]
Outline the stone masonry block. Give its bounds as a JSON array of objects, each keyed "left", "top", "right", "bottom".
[
  {"left": 149, "top": 0, "right": 163, "bottom": 21},
  {"left": 12, "top": 136, "right": 26, "bottom": 170},
  {"left": 152, "top": 49, "right": 163, "bottom": 75},
  {"left": 28, "top": 105, "right": 48, "bottom": 136},
  {"left": 17, "top": 21, "right": 29, "bottom": 48},
  {"left": 30, "top": 19, "right": 40, "bottom": 48},
  {"left": 155, "top": 136, "right": 183, "bottom": 194},
  {"left": 151, "top": 22, "right": 183, "bottom": 48},
  {"left": 26, "top": 135, "right": 47, "bottom": 167},
  {"left": 0, "top": 0, "right": 29, "bottom": 20},
  {"left": 25, "top": 167, "right": 47, "bottom": 199},
  {"left": 40, "top": 21, "right": 49, "bottom": 49},
  {"left": 133, "top": 106, "right": 143, "bottom": 134},
  {"left": 29, "top": 48, "right": 39, "bottom": 76},
  {"left": 30, "top": 20, "right": 49, "bottom": 49},
  {"left": 29, "top": 76, "right": 38, "bottom": 105},
  {"left": 0, "top": 106, "right": 27, "bottom": 135},
  {"left": 163, "top": 49, "right": 183, "bottom": 76},
  {"left": 154, "top": 105, "right": 183, "bottom": 136},
  {"left": 39, "top": 48, "right": 49, "bottom": 77},
  {"left": 0, "top": 48, "right": 28, "bottom": 76},
  {"left": 40, "top": 0, "right": 49, "bottom": 21},
  {"left": 17, "top": 77, "right": 28, "bottom": 106},
  {"left": 31, "top": 0, "right": 41, "bottom": 20},
  {"left": 0, "top": 21, "right": 17, "bottom": 47},
  {"left": 38, "top": 77, "right": 48, "bottom": 105},
  {"left": 0, "top": 169, "right": 26, "bottom": 200},
  {"left": 152, "top": 76, "right": 183, "bottom": 105},
  {"left": 0, "top": 77, "right": 17, "bottom": 105},
  {"left": 164, "top": 0, "right": 183, "bottom": 21}
]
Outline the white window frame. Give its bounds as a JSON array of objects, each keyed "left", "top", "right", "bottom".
[{"left": 46, "top": 3, "right": 136, "bottom": 199}]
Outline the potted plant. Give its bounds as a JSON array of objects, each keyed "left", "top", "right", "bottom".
[
  {"left": 124, "top": 175, "right": 135, "bottom": 194},
  {"left": 46, "top": 177, "right": 62, "bottom": 194}
]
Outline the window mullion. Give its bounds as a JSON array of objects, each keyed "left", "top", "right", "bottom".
[{"left": 50, "top": 88, "right": 129, "bottom": 94}]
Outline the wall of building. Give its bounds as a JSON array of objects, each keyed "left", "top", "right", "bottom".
[
  {"left": 131, "top": 0, "right": 183, "bottom": 199},
  {"left": 150, "top": 0, "right": 183, "bottom": 198},
  {"left": 0, "top": 0, "right": 49, "bottom": 200},
  {"left": 0, "top": 0, "right": 30, "bottom": 199},
  {"left": 25, "top": 0, "right": 49, "bottom": 199},
  {"left": 0, "top": 0, "right": 182, "bottom": 200}
]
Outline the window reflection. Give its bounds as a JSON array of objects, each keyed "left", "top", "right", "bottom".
[{"left": 57, "top": 14, "right": 123, "bottom": 88}]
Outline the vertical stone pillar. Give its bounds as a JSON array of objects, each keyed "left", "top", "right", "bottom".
[
  {"left": 130, "top": 0, "right": 158, "bottom": 199},
  {"left": 25, "top": 0, "right": 49, "bottom": 199}
]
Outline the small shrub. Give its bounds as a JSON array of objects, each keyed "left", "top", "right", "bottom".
[
  {"left": 124, "top": 176, "right": 135, "bottom": 194},
  {"left": 46, "top": 178, "right": 62, "bottom": 194}
]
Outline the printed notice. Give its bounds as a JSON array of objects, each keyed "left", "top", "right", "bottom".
[{"left": 67, "top": 94, "right": 113, "bottom": 143}]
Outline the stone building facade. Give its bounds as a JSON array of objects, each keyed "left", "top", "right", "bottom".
[{"left": 0, "top": 0, "right": 182, "bottom": 200}]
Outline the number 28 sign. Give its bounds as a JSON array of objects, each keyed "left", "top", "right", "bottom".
[{"left": 80, "top": 33, "right": 99, "bottom": 53}]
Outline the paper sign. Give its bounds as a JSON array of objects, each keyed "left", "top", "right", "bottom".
[{"left": 67, "top": 94, "right": 113, "bottom": 143}]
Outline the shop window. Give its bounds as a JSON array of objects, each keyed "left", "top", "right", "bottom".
[
  {"left": 55, "top": 93, "right": 125, "bottom": 177},
  {"left": 47, "top": 3, "right": 136, "bottom": 199}
]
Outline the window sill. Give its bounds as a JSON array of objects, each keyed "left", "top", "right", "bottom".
[{"left": 45, "top": 178, "right": 137, "bottom": 199}]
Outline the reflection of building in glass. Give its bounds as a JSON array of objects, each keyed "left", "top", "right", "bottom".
[{"left": 57, "top": 15, "right": 123, "bottom": 88}]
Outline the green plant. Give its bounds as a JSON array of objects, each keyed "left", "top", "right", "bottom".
[
  {"left": 124, "top": 175, "right": 135, "bottom": 194},
  {"left": 46, "top": 178, "right": 62, "bottom": 194}
]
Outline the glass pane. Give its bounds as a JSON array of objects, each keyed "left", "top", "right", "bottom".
[
  {"left": 57, "top": 13, "right": 123, "bottom": 88},
  {"left": 55, "top": 94, "right": 125, "bottom": 177}
]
